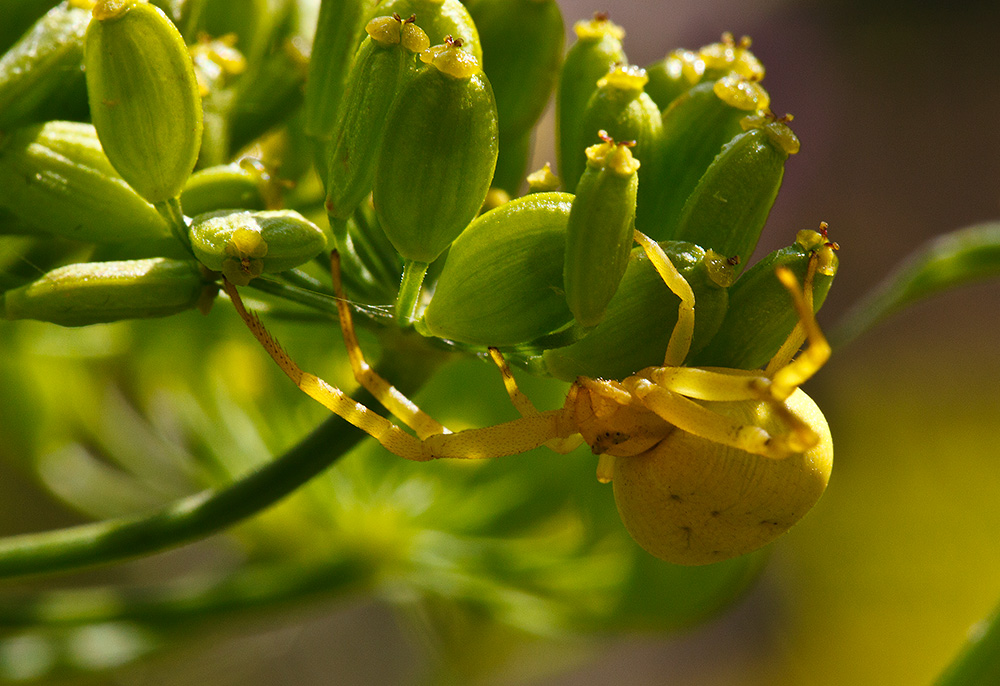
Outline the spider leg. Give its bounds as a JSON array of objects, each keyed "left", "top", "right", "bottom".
[
  {"left": 487, "top": 348, "right": 584, "bottom": 454},
  {"left": 766, "top": 263, "right": 831, "bottom": 401},
  {"left": 633, "top": 230, "right": 695, "bottom": 367},
  {"left": 224, "top": 279, "right": 577, "bottom": 461},
  {"left": 624, "top": 377, "right": 813, "bottom": 458},
  {"left": 329, "top": 251, "right": 448, "bottom": 439}
]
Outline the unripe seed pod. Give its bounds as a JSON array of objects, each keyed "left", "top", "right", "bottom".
[
  {"left": 325, "top": 15, "right": 429, "bottom": 221},
  {"left": 2, "top": 257, "right": 209, "bottom": 326},
  {"left": 564, "top": 134, "right": 639, "bottom": 328},
  {"left": 671, "top": 114, "right": 800, "bottom": 271},
  {"left": 566, "top": 65, "right": 660, "bottom": 192},
  {"left": 84, "top": 0, "right": 203, "bottom": 204},
  {"left": 635, "top": 77, "right": 769, "bottom": 240},
  {"left": 699, "top": 32, "right": 765, "bottom": 82},
  {"left": 421, "top": 192, "right": 575, "bottom": 346},
  {"left": 612, "top": 388, "right": 832, "bottom": 565},
  {"left": 643, "top": 48, "right": 704, "bottom": 111},
  {"left": 0, "top": 2, "right": 91, "bottom": 130},
  {"left": 369, "top": 0, "right": 481, "bottom": 62},
  {"left": 543, "top": 241, "right": 734, "bottom": 382},
  {"left": 0, "top": 121, "right": 169, "bottom": 242},
  {"left": 373, "top": 39, "right": 499, "bottom": 264},
  {"left": 305, "top": 0, "right": 379, "bottom": 152},
  {"left": 557, "top": 14, "right": 626, "bottom": 191},
  {"left": 180, "top": 162, "right": 269, "bottom": 216},
  {"left": 692, "top": 227, "right": 838, "bottom": 370},
  {"left": 188, "top": 209, "right": 327, "bottom": 285},
  {"left": 466, "top": 0, "right": 563, "bottom": 137}
]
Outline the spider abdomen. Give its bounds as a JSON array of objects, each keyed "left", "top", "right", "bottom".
[{"left": 612, "top": 389, "right": 832, "bottom": 565}]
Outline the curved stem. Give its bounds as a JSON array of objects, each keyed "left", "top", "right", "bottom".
[
  {"left": 0, "top": 413, "right": 357, "bottom": 580},
  {"left": 0, "top": 346, "right": 442, "bottom": 580},
  {"left": 0, "top": 557, "right": 371, "bottom": 629}
]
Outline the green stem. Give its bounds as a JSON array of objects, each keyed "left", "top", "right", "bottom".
[
  {"left": 0, "top": 342, "right": 443, "bottom": 580},
  {"left": 154, "top": 196, "right": 192, "bottom": 254},
  {"left": 328, "top": 215, "right": 380, "bottom": 293},
  {"left": 247, "top": 277, "right": 340, "bottom": 318},
  {"left": 0, "top": 557, "right": 370, "bottom": 628},
  {"left": 0, "top": 413, "right": 356, "bottom": 580},
  {"left": 395, "top": 259, "right": 429, "bottom": 325}
]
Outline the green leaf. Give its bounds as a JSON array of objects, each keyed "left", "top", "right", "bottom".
[{"left": 833, "top": 222, "right": 1000, "bottom": 347}]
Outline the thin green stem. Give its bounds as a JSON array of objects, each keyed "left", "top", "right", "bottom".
[
  {"left": 154, "top": 197, "right": 192, "bottom": 254},
  {"left": 0, "top": 557, "right": 371, "bottom": 628},
  {"left": 279, "top": 268, "right": 333, "bottom": 295},
  {"left": 0, "top": 413, "right": 357, "bottom": 580},
  {"left": 394, "top": 260, "right": 429, "bottom": 325},
  {"left": 247, "top": 277, "right": 340, "bottom": 318},
  {"left": 0, "top": 340, "right": 442, "bottom": 580},
  {"left": 328, "top": 215, "right": 400, "bottom": 303}
]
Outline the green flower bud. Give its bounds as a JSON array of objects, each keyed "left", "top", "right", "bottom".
[
  {"left": 0, "top": 2, "right": 91, "bottom": 130},
  {"left": 421, "top": 192, "right": 574, "bottom": 346},
  {"left": 671, "top": 113, "right": 800, "bottom": 271},
  {"left": 305, "top": 0, "right": 378, "bottom": 155},
  {"left": 692, "top": 227, "right": 838, "bottom": 370},
  {"left": 188, "top": 209, "right": 327, "bottom": 285},
  {"left": 370, "top": 0, "right": 481, "bottom": 62},
  {"left": 634, "top": 77, "right": 769, "bottom": 240},
  {"left": 466, "top": 0, "right": 563, "bottom": 192},
  {"left": 699, "top": 32, "right": 765, "bottom": 82},
  {"left": 568, "top": 64, "right": 661, "bottom": 192},
  {"left": 325, "top": 15, "right": 429, "bottom": 222},
  {"left": 557, "top": 14, "right": 626, "bottom": 193},
  {"left": 643, "top": 48, "right": 704, "bottom": 111},
  {"left": 564, "top": 134, "right": 639, "bottom": 327},
  {"left": 180, "top": 161, "right": 269, "bottom": 216},
  {"left": 0, "top": 121, "right": 169, "bottom": 242},
  {"left": 84, "top": 0, "right": 203, "bottom": 204},
  {"left": 373, "top": 39, "right": 499, "bottom": 264},
  {"left": 227, "top": 38, "right": 309, "bottom": 158},
  {"left": 2, "top": 257, "right": 210, "bottom": 326},
  {"left": 543, "top": 240, "right": 734, "bottom": 382}
]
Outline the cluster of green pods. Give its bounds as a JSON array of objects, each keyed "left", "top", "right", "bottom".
[
  {"left": 411, "top": 18, "right": 836, "bottom": 385},
  {"left": 0, "top": 2, "right": 838, "bottom": 381},
  {"left": 0, "top": 0, "right": 842, "bottom": 566}
]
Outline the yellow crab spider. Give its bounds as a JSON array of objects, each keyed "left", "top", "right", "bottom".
[{"left": 221, "top": 230, "right": 833, "bottom": 565}]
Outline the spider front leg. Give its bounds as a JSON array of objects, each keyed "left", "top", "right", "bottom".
[
  {"left": 222, "top": 268, "right": 577, "bottom": 462},
  {"left": 626, "top": 260, "right": 830, "bottom": 459}
]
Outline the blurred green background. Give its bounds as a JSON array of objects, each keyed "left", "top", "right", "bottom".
[{"left": 3, "top": 0, "right": 1000, "bottom": 684}]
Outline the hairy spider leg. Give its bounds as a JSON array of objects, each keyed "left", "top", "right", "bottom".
[
  {"left": 328, "top": 252, "right": 448, "bottom": 440},
  {"left": 223, "top": 277, "right": 577, "bottom": 461},
  {"left": 486, "top": 348, "right": 585, "bottom": 454}
]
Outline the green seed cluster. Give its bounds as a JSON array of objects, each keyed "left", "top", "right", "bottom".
[{"left": 0, "top": 1, "right": 838, "bottom": 378}]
